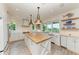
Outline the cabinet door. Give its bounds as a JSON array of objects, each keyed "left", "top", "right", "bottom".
[
  {"left": 52, "top": 35, "right": 58, "bottom": 44},
  {"left": 61, "top": 36, "right": 67, "bottom": 47},
  {"left": 75, "top": 38, "right": 79, "bottom": 53},
  {"left": 52, "top": 36, "right": 55, "bottom": 43},
  {"left": 52, "top": 34, "right": 60, "bottom": 46},
  {"left": 67, "top": 37, "right": 75, "bottom": 51},
  {"left": 55, "top": 35, "right": 60, "bottom": 46},
  {"left": 24, "top": 36, "right": 29, "bottom": 46},
  {"left": 29, "top": 40, "right": 44, "bottom": 55}
]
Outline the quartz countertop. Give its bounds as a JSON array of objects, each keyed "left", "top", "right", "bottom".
[
  {"left": 24, "top": 32, "right": 51, "bottom": 43},
  {"left": 60, "top": 30, "right": 79, "bottom": 38}
]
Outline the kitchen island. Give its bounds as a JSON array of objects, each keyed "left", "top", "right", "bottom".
[{"left": 23, "top": 32, "right": 52, "bottom": 55}]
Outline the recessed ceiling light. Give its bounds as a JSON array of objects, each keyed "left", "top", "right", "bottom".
[{"left": 16, "top": 8, "right": 20, "bottom": 11}]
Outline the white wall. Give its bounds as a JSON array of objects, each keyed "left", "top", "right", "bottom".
[
  {"left": 8, "top": 17, "right": 24, "bottom": 42},
  {"left": 0, "top": 4, "right": 8, "bottom": 51}
]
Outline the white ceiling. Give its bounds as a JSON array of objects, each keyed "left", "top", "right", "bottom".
[{"left": 5, "top": 3, "right": 79, "bottom": 21}]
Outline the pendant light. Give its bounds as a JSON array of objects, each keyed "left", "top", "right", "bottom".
[
  {"left": 29, "top": 14, "right": 33, "bottom": 25},
  {"left": 35, "top": 7, "right": 42, "bottom": 24}
]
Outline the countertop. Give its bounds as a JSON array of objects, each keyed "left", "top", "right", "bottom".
[
  {"left": 60, "top": 30, "right": 79, "bottom": 38},
  {"left": 24, "top": 32, "right": 51, "bottom": 43}
]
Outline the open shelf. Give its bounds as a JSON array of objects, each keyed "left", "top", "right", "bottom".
[
  {"left": 61, "top": 17, "right": 79, "bottom": 31},
  {"left": 62, "top": 28, "right": 79, "bottom": 30},
  {"left": 63, "top": 23, "right": 75, "bottom": 25},
  {"left": 61, "top": 17, "right": 79, "bottom": 21}
]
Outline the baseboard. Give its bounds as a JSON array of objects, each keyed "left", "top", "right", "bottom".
[{"left": 60, "top": 45, "right": 67, "bottom": 49}]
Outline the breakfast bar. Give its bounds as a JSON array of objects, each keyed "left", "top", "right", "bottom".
[{"left": 23, "top": 32, "right": 52, "bottom": 55}]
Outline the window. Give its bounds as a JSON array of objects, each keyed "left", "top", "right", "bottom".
[
  {"left": 46, "top": 23, "right": 52, "bottom": 32},
  {"left": 53, "top": 23, "right": 59, "bottom": 29},
  {"left": 52, "top": 22, "right": 60, "bottom": 32}
]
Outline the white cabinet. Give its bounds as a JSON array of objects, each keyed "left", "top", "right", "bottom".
[
  {"left": 54, "top": 35, "right": 60, "bottom": 46},
  {"left": 67, "top": 37, "right": 75, "bottom": 51},
  {"left": 24, "top": 36, "right": 28, "bottom": 45},
  {"left": 24, "top": 35, "right": 51, "bottom": 55},
  {"left": 75, "top": 38, "right": 79, "bottom": 53},
  {"left": 49, "top": 33, "right": 60, "bottom": 46},
  {"left": 61, "top": 35, "right": 79, "bottom": 54},
  {"left": 10, "top": 31, "right": 24, "bottom": 42},
  {"left": 61, "top": 36, "right": 67, "bottom": 48}
]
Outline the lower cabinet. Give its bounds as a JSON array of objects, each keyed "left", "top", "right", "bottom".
[
  {"left": 10, "top": 31, "right": 24, "bottom": 42},
  {"left": 61, "top": 36, "right": 67, "bottom": 48},
  {"left": 61, "top": 35, "right": 79, "bottom": 54},
  {"left": 75, "top": 38, "right": 79, "bottom": 53},
  {"left": 24, "top": 36, "right": 51, "bottom": 55},
  {"left": 67, "top": 37, "right": 75, "bottom": 51},
  {"left": 51, "top": 33, "right": 60, "bottom": 46}
]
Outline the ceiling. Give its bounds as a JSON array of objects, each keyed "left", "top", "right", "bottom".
[{"left": 5, "top": 3, "right": 79, "bottom": 21}]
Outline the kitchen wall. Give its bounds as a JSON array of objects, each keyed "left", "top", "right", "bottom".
[
  {"left": 0, "top": 4, "right": 8, "bottom": 51},
  {"left": 8, "top": 17, "right": 25, "bottom": 42}
]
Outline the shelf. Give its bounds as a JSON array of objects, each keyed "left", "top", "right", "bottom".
[
  {"left": 61, "top": 17, "right": 79, "bottom": 21},
  {"left": 63, "top": 23, "right": 75, "bottom": 25},
  {"left": 22, "top": 25, "right": 30, "bottom": 27},
  {"left": 62, "top": 28, "right": 79, "bottom": 30}
]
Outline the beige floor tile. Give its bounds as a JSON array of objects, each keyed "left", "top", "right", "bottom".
[{"left": 5, "top": 40, "right": 77, "bottom": 55}]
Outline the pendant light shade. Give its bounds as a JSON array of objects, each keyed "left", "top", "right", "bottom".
[
  {"left": 29, "top": 14, "right": 33, "bottom": 25},
  {"left": 35, "top": 7, "right": 42, "bottom": 24}
]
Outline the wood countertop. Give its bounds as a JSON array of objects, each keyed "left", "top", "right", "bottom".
[{"left": 24, "top": 32, "right": 51, "bottom": 43}]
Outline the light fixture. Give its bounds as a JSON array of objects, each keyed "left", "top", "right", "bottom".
[
  {"left": 35, "top": 7, "right": 42, "bottom": 24},
  {"left": 29, "top": 14, "right": 33, "bottom": 25}
]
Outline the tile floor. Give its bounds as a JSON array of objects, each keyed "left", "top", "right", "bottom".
[
  {"left": 51, "top": 43, "right": 77, "bottom": 55},
  {"left": 5, "top": 40, "right": 31, "bottom": 55},
  {"left": 5, "top": 40, "right": 77, "bottom": 55}
]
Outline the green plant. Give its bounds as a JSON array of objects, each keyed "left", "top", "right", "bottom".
[
  {"left": 32, "top": 24, "right": 34, "bottom": 30},
  {"left": 8, "top": 22, "right": 16, "bottom": 30}
]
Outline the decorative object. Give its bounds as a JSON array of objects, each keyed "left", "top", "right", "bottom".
[
  {"left": 22, "top": 18, "right": 29, "bottom": 27},
  {"left": 62, "top": 13, "right": 74, "bottom": 21},
  {"left": 63, "top": 13, "right": 74, "bottom": 18},
  {"left": 66, "top": 13, "right": 74, "bottom": 17}
]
